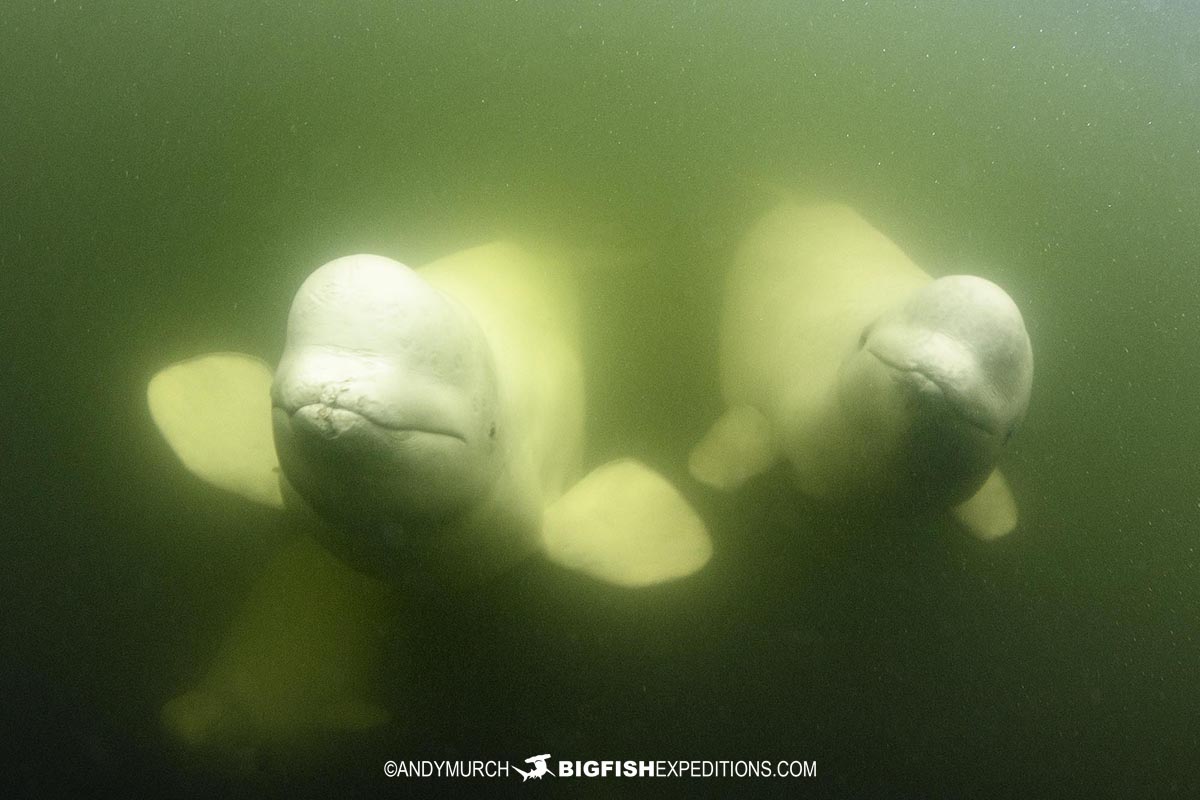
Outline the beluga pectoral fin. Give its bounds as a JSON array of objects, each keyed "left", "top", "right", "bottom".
[
  {"left": 148, "top": 352, "right": 284, "bottom": 508},
  {"left": 688, "top": 405, "right": 778, "bottom": 490},
  {"left": 951, "top": 468, "right": 1018, "bottom": 540},
  {"left": 541, "top": 459, "right": 713, "bottom": 588}
]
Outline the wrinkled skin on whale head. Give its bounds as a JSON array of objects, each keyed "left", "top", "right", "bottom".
[
  {"left": 270, "top": 255, "right": 504, "bottom": 541},
  {"left": 833, "top": 275, "right": 1033, "bottom": 510}
]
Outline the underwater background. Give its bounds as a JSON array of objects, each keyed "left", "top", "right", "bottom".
[{"left": 3, "top": 1, "right": 1198, "bottom": 796}]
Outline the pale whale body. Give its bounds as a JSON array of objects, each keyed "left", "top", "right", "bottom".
[
  {"left": 689, "top": 203, "right": 1033, "bottom": 539},
  {"left": 148, "top": 242, "right": 711, "bottom": 763}
]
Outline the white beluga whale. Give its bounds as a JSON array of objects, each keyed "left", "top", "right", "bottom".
[
  {"left": 148, "top": 241, "right": 712, "bottom": 763},
  {"left": 688, "top": 202, "right": 1033, "bottom": 539}
]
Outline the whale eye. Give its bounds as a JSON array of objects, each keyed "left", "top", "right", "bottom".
[
  {"left": 857, "top": 324, "right": 872, "bottom": 349},
  {"left": 1003, "top": 426, "right": 1015, "bottom": 445},
  {"left": 489, "top": 423, "right": 496, "bottom": 440}
]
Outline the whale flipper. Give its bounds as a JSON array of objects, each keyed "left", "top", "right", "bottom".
[
  {"left": 541, "top": 459, "right": 712, "bottom": 587},
  {"left": 148, "top": 352, "right": 284, "bottom": 508},
  {"left": 688, "top": 405, "right": 777, "bottom": 491},
  {"left": 952, "top": 469, "right": 1018, "bottom": 541}
]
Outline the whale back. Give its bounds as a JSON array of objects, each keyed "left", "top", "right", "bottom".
[
  {"left": 419, "top": 241, "right": 585, "bottom": 508},
  {"left": 720, "top": 202, "right": 930, "bottom": 429}
]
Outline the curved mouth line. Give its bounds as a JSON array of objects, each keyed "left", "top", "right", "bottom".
[
  {"left": 866, "top": 349, "right": 997, "bottom": 436},
  {"left": 285, "top": 403, "right": 468, "bottom": 442},
  {"left": 865, "top": 346, "right": 914, "bottom": 373}
]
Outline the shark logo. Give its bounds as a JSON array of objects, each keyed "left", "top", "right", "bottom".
[{"left": 514, "top": 753, "right": 552, "bottom": 781}]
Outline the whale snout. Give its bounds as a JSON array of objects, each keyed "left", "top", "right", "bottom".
[
  {"left": 286, "top": 400, "right": 468, "bottom": 444},
  {"left": 861, "top": 276, "right": 1034, "bottom": 442},
  {"left": 270, "top": 355, "right": 474, "bottom": 447},
  {"left": 867, "top": 338, "right": 1003, "bottom": 437},
  {"left": 290, "top": 403, "right": 371, "bottom": 439}
]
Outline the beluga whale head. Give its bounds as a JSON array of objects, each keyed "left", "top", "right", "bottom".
[
  {"left": 834, "top": 275, "right": 1033, "bottom": 510},
  {"left": 270, "top": 254, "right": 504, "bottom": 554}
]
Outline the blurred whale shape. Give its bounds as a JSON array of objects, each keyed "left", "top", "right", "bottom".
[
  {"left": 158, "top": 532, "right": 392, "bottom": 770},
  {"left": 689, "top": 202, "right": 1033, "bottom": 540},
  {"left": 148, "top": 242, "right": 712, "bottom": 764}
]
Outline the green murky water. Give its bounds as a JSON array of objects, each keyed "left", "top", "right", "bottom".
[{"left": 4, "top": 2, "right": 1199, "bottom": 796}]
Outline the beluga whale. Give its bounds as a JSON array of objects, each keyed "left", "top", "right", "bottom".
[
  {"left": 148, "top": 241, "right": 712, "bottom": 763},
  {"left": 688, "top": 201, "right": 1033, "bottom": 539}
]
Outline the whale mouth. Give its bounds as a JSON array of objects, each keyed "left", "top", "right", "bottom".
[
  {"left": 866, "top": 349, "right": 998, "bottom": 437},
  {"left": 286, "top": 402, "right": 467, "bottom": 442}
]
